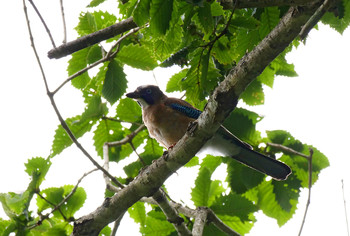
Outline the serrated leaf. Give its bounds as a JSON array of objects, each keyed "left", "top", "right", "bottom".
[
  {"left": 210, "top": 1, "right": 224, "bottom": 16},
  {"left": 226, "top": 158, "right": 264, "bottom": 194},
  {"left": 184, "top": 156, "right": 199, "bottom": 167},
  {"left": 118, "top": 44, "right": 158, "bottom": 70},
  {"left": 124, "top": 161, "right": 143, "bottom": 178},
  {"left": 93, "top": 119, "right": 124, "bottom": 161},
  {"left": 197, "top": 2, "right": 214, "bottom": 36},
  {"left": 272, "top": 55, "right": 298, "bottom": 78},
  {"left": 75, "top": 11, "right": 117, "bottom": 36},
  {"left": 166, "top": 69, "right": 188, "bottom": 92},
  {"left": 128, "top": 201, "right": 146, "bottom": 226},
  {"left": 257, "top": 65, "right": 275, "bottom": 88},
  {"left": 99, "top": 226, "right": 112, "bottom": 236},
  {"left": 133, "top": 0, "right": 151, "bottom": 26},
  {"left": 37, "top": 186, "right": 86, "bottom": 220},
  {"left": 272, "top": 175, "right": 301, "bottom": 212},
  {"left": 223, "top": 107, "right": 262, "bottom": 144},
  {"left": 214, "top": 215, "right": 254, "bottom": 235},
  {"left": 259, "top": 7, "right": 280, "bottom": 38},
  {"left": 25, "top": 157, "right": 51, "bottom": 188},
  {"left": 212, "top": 36, "right": 237, "bottom": 65},
  {"left": 191, "top": 167, "right": 211, "bottom": 207},
  {"left": 140, "top": 214, "right": 174, "bottom": 235},
  {"left": 150, "top": 0, "right": 174, "bottom": 35},
  {"left": 139, "top": 138, "right": 164, "bottom": 164},
  {"left": 116, "top": 98, "right": 142, "bottom": 123},
  {"left": 102, "top": 60, "right": 127, "bottom": 105},
  {"left": 81, "top": 95, "right": 108, "bottom": 121},
  {"left": 240, "top": 79, "right": 264, "bottom": 105},
  {"left": 0, "top": 191, "right": 30, "bottom": 217},
  {"left": 51, "top": 115, "right": 96, "bottom": 157},
  {"left": 211, "top": 193, "right": 258, "bottom": 221},
  {"left": 200, "top": 155, "right": 222, "bottom": 173},
  {"left": 87, "top": 0, "right": 106, "bottom": 7}
]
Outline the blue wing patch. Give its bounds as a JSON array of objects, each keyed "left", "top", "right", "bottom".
[{"left": 169, "top": 103, "right": 202, "bottom": 119}]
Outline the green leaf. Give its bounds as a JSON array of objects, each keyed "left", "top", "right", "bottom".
[
  {"left": 240, "top": 79, "right": 264, "bottom": 105},
  {"left": 0, "top": 191, "right": 30, "bottom": 217},
  {"left": 212, "top": 36, "right": 237, "bottom": 65},
  {"left": 257, "top": 65, "right": 275, "bottom": 88},
  {"left": 99, "top": 225, "right": 112, "bottom": 236},
  {"left": 166, "top": 69, "right": 188, "bottom": 92},
  {"left": 128, "top": 202, "right": 146, "bottom": 227},
  {"left": 124, "top": 161, "right": 143, "bottom": 178},
  {"left": 101, "top": 60, "right": 127, "bottom": 105},
  {"left": 191, "top": 155, "right": 222, "bottom": 207},
  {"left": 184, "top": 156, "right": 199, "bottom": 167},
  {"left": 116, "top": 98, "right": 142, "bottom": 123},
  {"left": 75, "top": 12, "right": 97, "bottom": 36},
  {"left": 139, "top": 138, "right": 164, "bottom": 165},
  {"left": 150, "top": 0, "right": 174, "bottom": 35},
  {"left": 211, "top": 193, "right": 258, "bottom": 221},
  {"left": 191, "top": 167, "right": 211, "bottom": 207},
  {"left": 223, "top": 107, "right": 262, "bottom": 144},
  {"left": 118, "top": 44, "right": 158, "bottom": 70},
  {"left": 81, "top": 95, "right": 108, "bottom": 121},
  {"left": 24, "top": 157, "right": 51, "bottom": 188},
  {"left": 140, "top": 214, "right": 174, "bottom": 235},
  {"left": 93, "top": 119, "right": 124, "bottom": 161},
  {"left": 259, "top": 7, "right": 280, "bottom": 38},
  {"left": 213, "top": 215, "right": 254, "bottom": 235},
  {"left": 87, "top": 0, "right": 106, "bottom": 7},
  {"left": 197, "top": 2, "right": 214, "bottom": 36},
  {"left": 51, "top": 115, "right": 96, "bottom": 157},
  {"left": 133, "top": 0, "right": 151, "bottom": 26},
  {"left": 226, "top": 158, "right": 264, "bottom": 194},
  {"left": 272, "top": 175, "right": 301, "bottom": 212},
  {"left": 75, "top": 11, "right": 117, "bottom": 36},
  {"left": 321, "top": 0, "right": 350, "bottom": 34},
  {"left": 37, "top": 186, "right": 86, "bottom": 220}
]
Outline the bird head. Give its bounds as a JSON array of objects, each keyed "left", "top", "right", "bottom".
[{"left": 126, "top": 85, "right": 165, "bottom": 108}]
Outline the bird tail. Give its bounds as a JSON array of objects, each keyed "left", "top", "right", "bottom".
[
  {"left": 203, "top": 127, "right": 291, "bottom": 181},
  {"left": 230, "top": 147, "right": 291, "bottom": 180}
]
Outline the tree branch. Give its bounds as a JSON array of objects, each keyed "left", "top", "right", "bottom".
[
  {"left": 47, "top": 17, "right": 137, "bottom": 59},
  {"left": 153, "top": 190, "right": 192, "bottom": 236},
  {"left": 219, "top": 0, "right": 319, "bottom": 9},
  {"left": 72, "top": 4, "right": 322, "bottom": 235}
]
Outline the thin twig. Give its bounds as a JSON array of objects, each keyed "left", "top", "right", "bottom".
[
  {"left": 266, "top": 143, "right": 314, "bottom": 236},
  {"left": 36, "top": 192, "right": 68, "bottom": 221},
  {"left": 342, "top": 180, "right": 350, "bottom": 236},
  {"left": 111, "top": 211, "right": 126, "bottom": 236},
  {"left": 23, "top": 0, "right": 121, "bottom": 189},
  {"left": 51, "top": 27, "right": 141, "bottom": 95},
  {"left": 299, "top": 0, "right": 333, "bottom": 40},
  {"left": 266, "top": 142, "right": 309, "bottom": 159},
  {"left": 298, "top": 148, "right": 313, "bottom": 236},
  {"left": 153, "top": 190, "right": 192, "bottom": 236},
  {"left": 27, "top": 0, "right": 56, "bottom": 48},
  {"left": 59, "top": 0, "right": 67, "bottom": 44}
]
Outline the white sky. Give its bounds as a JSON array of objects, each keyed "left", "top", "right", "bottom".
[{"left": 1, "top": 1, "right": 350, "bottom": 235}]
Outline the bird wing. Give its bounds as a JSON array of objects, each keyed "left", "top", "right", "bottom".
[{"left": 164, "top": 98, "right": 202, "bottom": 119}]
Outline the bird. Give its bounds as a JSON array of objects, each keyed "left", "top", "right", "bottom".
[{"left": 126, "top": 85, "right": 291, "bottom": 180}]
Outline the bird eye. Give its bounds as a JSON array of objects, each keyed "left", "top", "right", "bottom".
[{"left": 146, "top": 89, "right": 152, "bottom": 94}]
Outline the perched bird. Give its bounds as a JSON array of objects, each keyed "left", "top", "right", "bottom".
[{"left": 126, "top": 85, "right": 291, "bottom": 180}]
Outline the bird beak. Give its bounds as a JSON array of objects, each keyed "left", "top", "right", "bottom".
[{"left": 126, "top": 90, "right": 140, "bottom": 99}]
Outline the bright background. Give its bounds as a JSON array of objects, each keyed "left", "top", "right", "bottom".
[{"left": 1, "top": 1, "right": 350, "bottom": 235}]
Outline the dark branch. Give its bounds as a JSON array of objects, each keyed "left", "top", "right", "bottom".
[{"left": 47, "top": 17, "right": 137, "bottom": 59}]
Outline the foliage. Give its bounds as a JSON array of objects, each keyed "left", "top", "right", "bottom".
[{"left": 4, "top": 0, "right": 350, "bottom": 235}]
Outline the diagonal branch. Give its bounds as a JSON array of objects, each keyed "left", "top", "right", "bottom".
[
  {"left": 47, "top": 17, "right": 137, "bottom": 59},
  {"left": 72, "top": 3, "right": 323, "bottom": 235}
]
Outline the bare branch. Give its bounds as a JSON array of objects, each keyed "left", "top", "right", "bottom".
[
  {"left": 111, "top": 211, "right": 126, "bottom": 236},
  {"left": 153, "top": 190, "right": 192, "bottom": 235},
  {"left": 266, "top": 142, "right": 310, "bottom": 159},
  {"left": 192, "top": 207, "right": 207, "bottom": 236},
  {"left": 52, "top": 26, "right": 141, "bottom": 95},
  {"left": 299, "top": 0, "right": 334, "bottom": 40},
  {"left": 47, "top": 17, "right": 137, "bottom": 59},
  {"left": 59, "top": 0, "right": 67, "bottom": 44},
  {"left": 342, "top": 180, "right": 350, "bottom": 236},
  {"left": 298, "top": 148, "right": 313, "bottom": 236},
  {"left": 220, "top": 0, "right": 319, "bottom": 9},
  {"left": 27, "top": 0, "right": 56, "bottom": 48}
]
